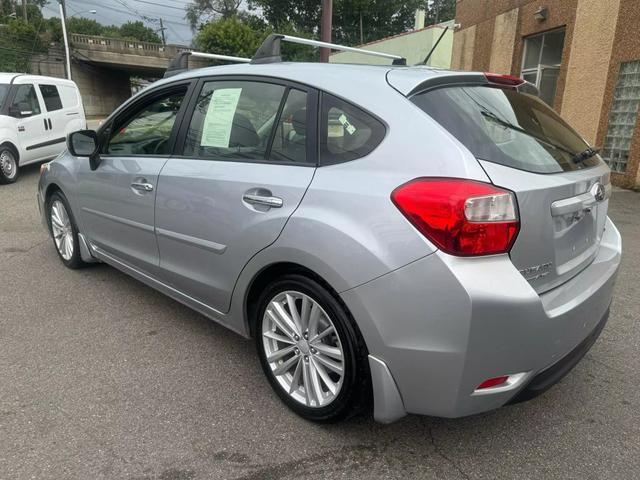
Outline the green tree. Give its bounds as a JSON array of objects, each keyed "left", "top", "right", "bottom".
[
  {"left": 118, "top": 20, "right": 161, "bottom": 43},
  {"left": 425, "top": 0, "right": 456, "bottom": 25},
  {"left": 194, "top": 16, "right": 262, "bottom": 58},
  {"left": 0, "top": 19, "right": 45, "bottom": 73},
  {"left": 186, "top": 0, "right": 242, "bottom": 29}
]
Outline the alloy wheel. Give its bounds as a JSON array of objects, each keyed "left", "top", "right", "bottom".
[
  {"left": 0, "top": 150, "right": 17, "bottom": 180},
  {"left": 50, "top": 200, "right": 74, "bottom": 261},
  {"left": 262, "top": 291, "right": 345, "bottom": 408}
]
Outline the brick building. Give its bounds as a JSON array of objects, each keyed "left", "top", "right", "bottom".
[{"left": 452, "top": 0, "right": 640, "bottom": 189}]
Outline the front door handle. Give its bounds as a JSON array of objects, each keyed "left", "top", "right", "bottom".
[
  {"left": 131, "top": 181, "right": 154, "bottom": 192},
  {"left": 242, "top": 193, "right": 283, "bottom": 208},
  {"left": 48, "top": 118, "right": 53, "bottom": 130}
]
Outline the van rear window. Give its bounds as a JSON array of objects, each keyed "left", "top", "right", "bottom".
[{"left": 411, "top": 86, "right": 603, "bottom": 174}]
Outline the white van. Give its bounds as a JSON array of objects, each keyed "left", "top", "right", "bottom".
[{"left": 0, "top": 73, "right": 86, "bottom": 184}]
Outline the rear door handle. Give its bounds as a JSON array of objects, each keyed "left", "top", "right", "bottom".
[
  {"left": 48, "top": 118, "right": 53, "bottom": 130},
  {"left": 131, "top": 181, "right": 154, "bottom": 192},
  {"left": 242, "top": 193, "right": 283, "bottom": 208},
  {"left": 43, "top": 118, "right": 48, "bottom": 130}
]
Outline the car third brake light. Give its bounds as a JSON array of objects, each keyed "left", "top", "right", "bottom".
[{"left": 391, "top": 178, "right": 520, "bottom": 256}]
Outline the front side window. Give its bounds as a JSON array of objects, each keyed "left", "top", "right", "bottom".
[
  {"left": 10, "top": 84, "right": 41, "bottom": 117},
  {"left": 521, "top": 28, "right": 565, "bottom": 106},
  {"left": 39, "top": 84, "right": 63, "bottom": 111},
  {"left": 106, "top": 89, "right": 186, "bottom": 156},
  {"left": 412, "top": 85, "right": 603, "bottom": 174},
  {"left": 320, "top": 94, "right": 385, "bottom": 165},
  {"left": 183, "top": 80, "right": 287, "bottom": 162}
]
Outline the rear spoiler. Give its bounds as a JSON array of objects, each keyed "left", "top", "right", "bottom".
[{"left": 164, "top": 51, "right": 251, "bottom": 78}]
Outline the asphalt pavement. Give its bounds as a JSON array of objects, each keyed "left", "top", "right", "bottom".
[{"left": 1, "top": 164, "right": 639, "bottom": 480}]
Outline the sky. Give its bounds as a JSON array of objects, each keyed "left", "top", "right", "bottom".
[{"left": 42, "top": 0, "right": 196, "bottom": 45}]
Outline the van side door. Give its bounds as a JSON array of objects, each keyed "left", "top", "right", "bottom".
[
  {"left": 8, "top": 83, "right": 51, "bottom": 164},
  {"left": 37, "top": 83, "right": 71, "bottom": 156}
]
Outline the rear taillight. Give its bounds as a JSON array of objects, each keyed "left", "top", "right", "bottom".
[{"left": 391, "top": 178, "right": 519, "bottom": 256}]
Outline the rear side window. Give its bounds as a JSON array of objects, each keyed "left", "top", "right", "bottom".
[
  {"left": 183, "top": 80, "right": 286, "bottom": 162},
  {"left": 411, "top": 86, "right": 602, "bottom": 174},
  {"left": 320, "top": 93, "right": 385, "bottom": 165},
  {"left": 39, "top": 84, "right": 63, "bottom": 111}
]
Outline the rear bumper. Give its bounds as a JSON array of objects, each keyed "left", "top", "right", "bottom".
[{"left": 341, "top": 217, "right": 621, "bottom": 421}]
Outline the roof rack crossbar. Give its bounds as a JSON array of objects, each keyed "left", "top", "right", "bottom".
[
  {"left": 164, "top": 51, "right": 251, "bottom": 78},
  {"left": 251, "top": 34, "right": 407, "bottom": 65}
]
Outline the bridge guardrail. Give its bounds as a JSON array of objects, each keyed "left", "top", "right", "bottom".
[{"left": 70, "top": 34, "right": 190, "bottom": 58}]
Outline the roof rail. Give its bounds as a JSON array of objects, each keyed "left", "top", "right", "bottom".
[
  {"left": 251, "top": 34, "right": 407, "bottom": 65},
  {"left": 164, "top": 51, "right": 251, "bottom": 78}
]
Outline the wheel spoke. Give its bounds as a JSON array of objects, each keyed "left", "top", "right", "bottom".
[
  {"left": 313, "top": 343, "right": 342, "bottom": 360},
  {"left": 308, "top": 359, "right": 324, "bottom": 406},
  {"left": 288, "top": 358, "right": 303, "bottom": 394},
  {"left": 263, "top": 330, "right": 295, "bottom": 344},
  {"left": 300, "top": 296, "right": 311, "bottom": 332},
  {"left": 314, "top": 353, "right": 343, "bottom": 375},
  {"left": 286, "top": 293, "right": 303, "bottom": 334},
  {"left": 311, "top": 357, "right": 337, "bottom": 395},
  {"left": 302, "top": 359, "right": 312, "bottom": 406},
  {"left": 266, "top": 309, "right": 296, "bottom": 340},
  {"left": 272, "top": 301, "right": 300, "bottom": 337},
  {"left": 310, "top": 325, "right": 334, "bottom": 344},
  {"left": 51, "top": 214, "right": 64, "bottom": 229},
  {"left": 307, "top": 302, "right": 321, "bottom": 337},
  {"left": 273, "top": 352, "right": 300, "bottom": 376},
  {"left": 267, "top": 345, "right": 295, "bottom": 363}
]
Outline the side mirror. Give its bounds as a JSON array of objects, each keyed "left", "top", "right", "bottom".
[{"left": 68, "top": 130, "right": 101, "bottom": 170}]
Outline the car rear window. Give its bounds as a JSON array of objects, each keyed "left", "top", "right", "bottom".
[{"left": 411, "top": 86, "right": 603, "bottom": 174}]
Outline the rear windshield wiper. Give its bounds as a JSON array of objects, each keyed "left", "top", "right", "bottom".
[
  {"left": 571, "top": 147, "right": 599, "bottom": 164},
  {"left": 479, "top": 110, "right": 580, "bottom": 158}
]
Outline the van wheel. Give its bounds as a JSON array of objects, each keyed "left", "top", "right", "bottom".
[
  {"left": 0, "top": 146, "right": 19, "bottom": 184},
  {"left": 255, "top": 274, "right": 370, "bottom": 422},
  {"left": 47, "top": 191, "right": 86, "bottom": 269}
]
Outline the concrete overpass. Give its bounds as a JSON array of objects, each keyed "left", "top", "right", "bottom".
[{"left": 31, "top": 34, "right": 207, "bottom": 117}]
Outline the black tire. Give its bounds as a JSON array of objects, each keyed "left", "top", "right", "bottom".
[
  {"left": 255, "top": 274, "right": 370, "bottom": 423},
  {"left": 0, "top": 145, "right": 19, "bottom": 184},
  {"left": 46, "top": 191, "right": 87, "bottom": 269}
]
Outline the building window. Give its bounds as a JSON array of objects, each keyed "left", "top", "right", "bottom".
[
  {"left": 521, "top": 28, "right": 566, "bottom": 106},
  {"left": 602, "top": 61, "right": 640, "bottom": 173}
]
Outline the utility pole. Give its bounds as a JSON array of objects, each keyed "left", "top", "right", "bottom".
[
  {"left": 159, "top": 18, "right": 166, "bottom": 45},
  {"left": 21, "top": 0, "right": 27, "bottom": 21},
  {"left": 58, "top": 0, "right": 72, "bottom": 80},
  {"left": 320, "top": 0, "right": 333, "bottom": 62}
]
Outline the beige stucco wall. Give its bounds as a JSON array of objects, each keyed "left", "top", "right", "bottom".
[
  {"left": 560, "top": 0, "right": 622, "bottom": 143},
  {"left": 489, "top": 8, "right": 519, "bottom": 74},
  {"left": 451, "top": 25, "right": 476, "bottom": 70},
  {"left": 329, "top": 27, "right": 453, "bottom": 68}
]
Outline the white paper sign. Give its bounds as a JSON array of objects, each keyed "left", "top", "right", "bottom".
[{"left": 201, "top": 88, "right": 242, "bottom": 148}]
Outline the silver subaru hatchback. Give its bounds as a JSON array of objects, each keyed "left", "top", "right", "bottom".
[{"left": 38, "top": 53, "right": 621, "bottom": 423}]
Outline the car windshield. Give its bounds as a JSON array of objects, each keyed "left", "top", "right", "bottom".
[
  {"left": 411, "top": 85, "right": 603, "bottom": 174},
  {"left": 0, "top": 84, "right": 10, "bottom": 109}
]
